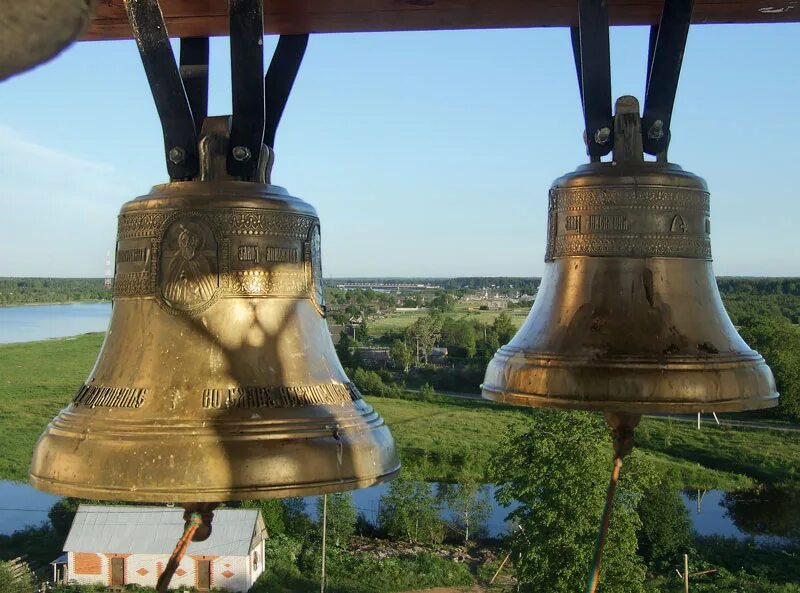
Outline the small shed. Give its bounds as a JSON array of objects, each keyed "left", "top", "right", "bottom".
[{"left": 63, "top": 505, "right": 266, "bottom": 592}]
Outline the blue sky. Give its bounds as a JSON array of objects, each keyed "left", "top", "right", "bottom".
[{"left": 0, "top": 24, "right": 798, "bottom": 278}]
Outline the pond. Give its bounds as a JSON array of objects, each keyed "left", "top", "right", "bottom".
[
  {"left": 2, "top": 479, "right": 796, "bottom": 547},
  {"left": 0, "top": 481, "right": 62, "bottom": 535},
  {"left": 0, "top": 302, "right": 111, "bottom": 344}
]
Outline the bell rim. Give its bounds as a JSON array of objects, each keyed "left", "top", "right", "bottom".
[
  {"left": 480, "top": 386, "right": 779, "bottom": 414},
  {"left": 29, "top": 466, "right": 402, "bottom": 503},
  {"left": 490, "top": 345, "right": 768, "bottom": 369}
]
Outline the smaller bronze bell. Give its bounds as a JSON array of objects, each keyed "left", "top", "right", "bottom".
[{"left": 482, "top": 96, "right": 778, "bottom": 414}]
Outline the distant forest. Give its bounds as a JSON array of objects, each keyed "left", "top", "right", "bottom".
[
  {"left": 1, "top": 276, "right": 799, "bottom": 308},
  {"left": 0, "top": 278, "right": 110, "bottom": 306}
]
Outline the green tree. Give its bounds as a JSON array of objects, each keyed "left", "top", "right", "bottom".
[
  {"left": 406, "top": 315, "right": 442, "bottom": 365},
  {"left": 390, "top": 339, "right": 412, "bottom": 372},
  {"left": 489, "top": 410, "right": 654, "bottom": 593},
  {"left": 441, "top": 318, "right": 478, "bottom": 359},
  {"left": 637, "top": 480, "right": 694, "bottom": 569},
  {"left": 430, "top": 293, "right": 456, "bottom": 313},
  {"left": 491, "top": 311, "right": 517, "bottom": 346},
  {"left": 439, "top": 479, "right": 491, "bottom": 544},
  {"left": 420, "top": 382, "right": 436, "bottom": 401},
  {"left": 0, "top": 559, "right": 36, "bottom": 593},
  {"left": 738, "top": 314, "right": 800, "bottom": 422},
  {"left": 317, "top": 493, "right": 357, "bottom": 548},
  {"left": 48, "top": 497, "right": 82, "bottom": 539},
  {"left": 282, "top": 498, "right": 314, "bottom": 538},
  {"left": 240, "top": 499, "right": 286, "bottom": 537},
  {"left": 379, "top": 476, "right": 443, "bottom": 544}
]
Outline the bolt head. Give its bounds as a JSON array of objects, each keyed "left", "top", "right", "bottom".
[
  {"left": 232, "top": 146, "right": 252, "bottom": 162},
  {"left": 594, "top": 127, "right": 611, "bottom": 145},
  {"left": 648, "top": 120, "right": 665, "bottom": 140},
  {"left": 168, "top": 147, "right": 186, "bottom": 165}
]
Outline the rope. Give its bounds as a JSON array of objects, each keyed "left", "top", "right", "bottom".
[
  {"left": 155, "top": 511, "right": 203, "bottom": 593},
  {"left": 584, "top": 454, "right": 623, "bottom": 593}
]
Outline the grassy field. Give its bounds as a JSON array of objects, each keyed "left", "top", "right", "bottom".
[
  {"left": 0, "top": 333, "right": 103, "bottom": 481},
  {"left": 0, "top": 333, "right": 796, "bottom": 492},
  {"left": 370, "top": 303, "right": 530, "bottom": 338}
]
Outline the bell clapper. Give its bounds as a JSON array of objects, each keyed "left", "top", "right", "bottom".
[
  {"left": 584, "top": 412, "right": 642, "bottom": 593},
  {"left": 155, "top": 503, "right": 216, "bottom": 593}
]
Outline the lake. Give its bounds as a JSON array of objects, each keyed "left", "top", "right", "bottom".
[
  {"left": 0, "top": 302, "right": 111, "bottom": 344},
  {"left": 3, "top": 479, "right": 794, "bottom": 547}
]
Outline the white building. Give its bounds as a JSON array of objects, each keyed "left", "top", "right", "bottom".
[{"left": 62, "top": 505, "right": 266, "bottom": 592}]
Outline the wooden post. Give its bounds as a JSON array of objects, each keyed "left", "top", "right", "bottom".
[
  {"left": 490, "top": 552, "right": 511, "bottom": 585},
  {"left": 712, "top": 412, "right": 720, "bottom": 425},
  {"left": 697, "top": 413, "right": 701, "bottom": 430},
  {"left": 320, "top": 494, "right": 328, "bottom": 593},
  {"left": 684, "top": 554, "right": 689, "bottom": 593}
]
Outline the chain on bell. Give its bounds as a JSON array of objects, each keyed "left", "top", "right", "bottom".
[
  {"left": 482, "top": 97, "right": 778, "bottom": 414},
  {"left": 30, "top": 117, "right": 400, "bottom": 502}
]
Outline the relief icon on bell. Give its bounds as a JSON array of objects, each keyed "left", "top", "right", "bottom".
[
  {"left": 159, "top": 218, "right": 219, "bottom": 313},
  {"left": 482, "top": 96, "right": 779, "bottom": 415}
]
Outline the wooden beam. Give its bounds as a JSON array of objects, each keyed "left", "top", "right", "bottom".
[{"left": 82, "top": 0, "right": 800, "bottom": 41}]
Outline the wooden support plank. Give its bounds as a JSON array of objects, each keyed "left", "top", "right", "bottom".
[{"left": 82, "top": 0, "right": 800, "bottom": 41}]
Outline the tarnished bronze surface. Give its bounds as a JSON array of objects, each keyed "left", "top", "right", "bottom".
[
  {"left": 482, "top": 97, "right": 778, "bottom": 414},
  {"left": 30, "top": 119, "right": 399, "bottom": 502}
]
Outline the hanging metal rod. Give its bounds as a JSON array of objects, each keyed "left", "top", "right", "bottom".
[
  {"left": 227, "top": 0, "right": 265, "bottom": 180},
  {"left": 179, "top": 37, "right": 210, "bottom": 137},
  {"left": 571, "top": 0, "right": 614, "bottom": 160},
  {"left": 264, "top": 34, "right": 309, "bottom": 150},
  {"left": 643, "top": 0, "right": 695, "bottom": 155},
  {"left": 124, "top": 0, "right": 199, "bottom": 180}
]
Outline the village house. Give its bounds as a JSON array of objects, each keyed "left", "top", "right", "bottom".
[
  {"left": 354, "top": 346, "right": 392, "bottom": 368},
  {"left": 60, "top": 505, "right": 266, "bottom": 592}
]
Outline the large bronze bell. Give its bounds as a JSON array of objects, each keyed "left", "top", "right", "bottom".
[
  {"left": 482, "top": 97, "right": 778, "bottom": 414},
  {"left": 30, "top": 118, "right": 399, "bottom": 502}
]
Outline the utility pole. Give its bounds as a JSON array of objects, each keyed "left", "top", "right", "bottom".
[
  {"left": 320, "top": 494, "right": 328, "bottom": 593},
  {"left": 684, "top": 554, "right": 689, "bottom": 593}
]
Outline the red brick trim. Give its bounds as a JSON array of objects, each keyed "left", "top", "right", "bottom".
[
  {"left": 73, "top": 552, "right": 102, "bottom": 575},
  {"left": 104, "top": 554, "right": 131, "bottom": 586},
  {"left": 190, "top": 555, "right": 218, "bottom": 590}
]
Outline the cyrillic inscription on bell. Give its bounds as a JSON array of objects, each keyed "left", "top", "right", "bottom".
[
  {"left": 482, "top": 97, "right": 778, "bottom": 414},
  {"left": 29, "top": 118, "right": 399, "bottom": 502}
]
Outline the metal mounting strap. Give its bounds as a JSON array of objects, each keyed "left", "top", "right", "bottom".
[
  {"left": 264, "top": 35, "right": 309, "bottom": 149},
  {"left": 124, "top": 0, "right": 199, "bottom": 180},
  {"left": 643, "top": 0, "right": 695, "bottom": 155},
  {"left": 227, "top": 0, "right": 265, "bottom": 180},
  {"left": 179, "top": 37, "right": 209, "bottom": 137},
  {"left": 571, "top": 0, "right": 614, "bottom": 159}
]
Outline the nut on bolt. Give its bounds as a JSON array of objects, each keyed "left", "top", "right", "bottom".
[
  {"left": 594, "top": 127, "right": 611, "bottom": 145},
  {"left": 232, "top": 146, "right": 251, "bottom": 162},
  {"left": 648, "top": 120, "right": 665, "bottom": 140},
  {"left": 168, "top": 147, "right": 186, "bottom": 165}
]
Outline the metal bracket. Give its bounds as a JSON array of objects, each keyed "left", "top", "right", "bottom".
[
  {"left": 571, "top": 0, "right": 614, "bottom": 159},
  {"left": 264, "top": 35, "right": 309, "bottom": 150},
  {"left": 179, "top": 37, "right": 209, "bottom": 137},
  {"left": 643, "top": 0, "right": 695, "bottom": 155},
  {"left": 126, "top": 0, "right": 307, "bottom": 181},
  {"left": 227, "top": 0, "right": 265, "bottom": 180},
  {"left": 124, "top": 0, "right": 199, "bottom": 180}
]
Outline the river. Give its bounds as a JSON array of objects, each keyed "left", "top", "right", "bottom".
[{"left": 0, "top": 302, "right": 111, "bottom": 344}]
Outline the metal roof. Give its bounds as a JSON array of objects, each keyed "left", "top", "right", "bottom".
[{"left": 64, "top": 505, "right": 261, "bottom": 557}]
